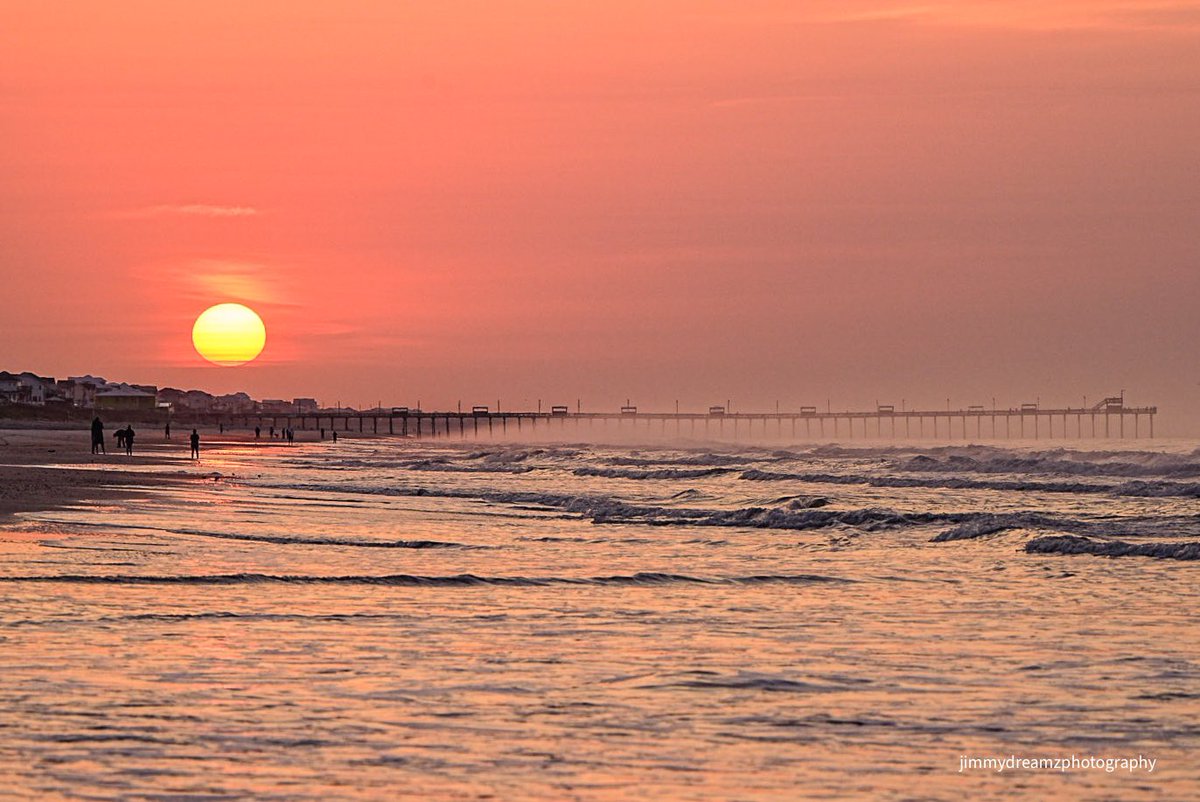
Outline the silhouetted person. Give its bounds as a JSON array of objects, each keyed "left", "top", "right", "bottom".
[
  {"left": 164, "top": 422, "right": 171, "bottom": 439},
  {"left": 320, "top": 427, "right": 325, "bottom": 439},
  {"left": 219, "top": 422, "right": 224, "bottom": 434},
  {"left": 254, "top": 426, "right": 261, "bottom": 439},
  {"left": 332, "top": 430, "right": 338, "bottom": 443},
  {"left": 287, "top": 428, "right": 294, "bottom": 443},
  {"left": 91, "top": 417, "right": 106, "bottom": 455},
  {"left": 124, "top": 426, "right": 135, "bottom": 456},
  {"left": 190, "top": 429, "right": 200, "bottom": 459},
  {"left": 114, "top": 428, "right": 125, "bottom": 450}
]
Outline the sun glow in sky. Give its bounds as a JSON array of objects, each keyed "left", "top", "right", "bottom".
[
  {"left": 192, "top": 304, "right": 267, "bottom": 367},
  {"left": 2, "top": 1, "right": 1199, "bottom": 429}
]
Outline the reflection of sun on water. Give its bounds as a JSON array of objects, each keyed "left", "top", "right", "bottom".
[{"left": 192, "top": 303, "right": 266, "bottom": 366}]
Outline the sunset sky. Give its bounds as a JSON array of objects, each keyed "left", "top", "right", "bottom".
[{"left": 3, "top": 2, "right": 1198, "bottom": 427}]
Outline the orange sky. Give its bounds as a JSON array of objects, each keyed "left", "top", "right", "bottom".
[{"left": 3, "top": 2, "right": 1199, "bottom": 427}]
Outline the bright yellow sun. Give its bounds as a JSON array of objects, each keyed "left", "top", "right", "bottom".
[{"left": 192, "top": 303, "right": 267, "bottom": 366}]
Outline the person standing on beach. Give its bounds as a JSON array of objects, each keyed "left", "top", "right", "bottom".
[
  {"left": 165, "top": 422, "right": 171, "bottom": 439},
  {"left": 124, "top": 426, "right": 135, "bottom": 456},
  {"left": 190, "top": 429, "right": 200, "bottom": 459},
  {"left": 332, "top": 430, "right": 338, "bottom": 443},
  {"left": 90, "top": 417, "right": 106, "bottom": 455},
  {"left": 114, "top": 428, "right": 125, "bottom": 451},
  {"left": 254, "top": 426, "right": 261, "bottom": 439}
]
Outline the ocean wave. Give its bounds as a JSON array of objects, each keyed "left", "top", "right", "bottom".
[
  {"left": 740, "top": 469, "right": 1200, "bottom": 498},
  {"left": 574, "top": 467, "right": 734, "bottom": 480},
  {"left": 931, "top": 513, "right": 1060, "bottom": 542},
  {"left": 0, "top": 572, "right": 851, "bottom": 587},
  {"left": 465, "top": 447, "right": 582, "bottom": 464},
  {"left": 263, "top": 482, "right": 974, "bottom": 533},
  {"left": 487, "top": 490, "right": 965, "bottom": 532},
  {"left": 4, "top": 611, "right": 416, "bottom": 628},
  {"left": 171, "top": 529, "right": 474, "bottom": 549},
  {"left": 604, "top": 453, "right": 752, "bottom": 468},
  {"left": 740, "top": 468, "right": 1105, "bottom": 493},
  {"left": 1111, "top": 480, "right": 1200, "bottom": 498},
  {"left": 658, "top": 676, "right": 852, "bottom": 693},
  {"left": 1025, "top": 535, "right": 1200, "bottom": 561},
  {"left": 686, "top": 507, "right": 967, "bottom": 532},
  {"left": 783, "top": 496, "right": 831, "bottom": 509},
  {"left": 930, "top": 512, "right": 1200, "bottom": 542},
  {"left": 402, "top": 459, "right": 535, "bottom": 474},
  {"left": 900, "top": 453, "right": 1200, "bottom": 479}
]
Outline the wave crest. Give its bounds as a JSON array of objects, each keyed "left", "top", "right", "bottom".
[{"left": 1025, "top": 536, "right": 1200, "bottom": 561}]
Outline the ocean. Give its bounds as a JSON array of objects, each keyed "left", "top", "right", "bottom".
[{"left": 1, "top": 435, "right": 1198, "bottom": 799}]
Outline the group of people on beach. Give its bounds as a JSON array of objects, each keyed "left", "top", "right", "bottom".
[
  {"left": 90, "top": 417, "right": 201, "bottom": 459},
  {"left": 89, "top": 418, "right": 339, "bottom": 460},
  {"left": 255, "top": 425, "right": 298, "bottom": 443}
]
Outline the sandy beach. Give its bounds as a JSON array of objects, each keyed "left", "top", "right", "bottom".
[{"left": 0, "top": 425, "right": 292, "bottom": 521}]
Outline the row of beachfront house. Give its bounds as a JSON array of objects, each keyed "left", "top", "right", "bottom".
[
  {"left": 0, "top": 371, "right": 318, "bottom": 415},
  {"left": 0, "top": 372, "right": 159, "bottom": 411}
]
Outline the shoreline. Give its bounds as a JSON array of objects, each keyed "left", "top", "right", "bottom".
[{"left": 0, "top": 428, "right": 254, "bottom": 524}]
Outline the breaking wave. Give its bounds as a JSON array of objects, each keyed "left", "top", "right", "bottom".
[
  {"left": 603, "top": 453, "right": 754, "bottom": 468},
  {"left": 739, "top": 469, "right": 1200, "bottom": 498},
  {"left": 402, "top": 459, "right": 535, "bottom": 474},
  {"left": 464, "top": 447, "right": 582, "bottom": 463},
  {"left": 574, "top": 467, "right": 734, "bottom": 480},
  {"left": 930, "top": 512, "right": 1200, "bottom": 542},
  {"left": 930, "top": 513, "right": 1060, "bottom": 542},
  {"left": 270, "top": 482, "right": 980, "bottom": 533},
  {"left": 1025, "top": 536, "right": 1200, "bottom": 561},
  {"left": 900, "top": 452, "right": 1200, "bottom": 479}
]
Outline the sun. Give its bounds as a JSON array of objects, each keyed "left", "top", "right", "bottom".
[{"left": 192, "top": 303, "right": 267, "bottom": 366}]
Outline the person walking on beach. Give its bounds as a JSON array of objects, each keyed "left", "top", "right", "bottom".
[
  {"left": 254, "top": 426, "right": 261, "bottom": 439},
  {"left": 190, "top": 429, "right": 200, "bottom": 459},
  {"left": 90, "top": 416, "right": 106, "bottom": 455},
  {"left": 114, "top": 428, "right": 125, "bottom": 451},
  {"left": 332, "top": 430, "right": 338, "bottom": 443},
  {"left": 124, "top": 426, "right": 135, "bottom": 456},
  {"left": 164, "top": 422, "right": 171, "bottom": 439}
]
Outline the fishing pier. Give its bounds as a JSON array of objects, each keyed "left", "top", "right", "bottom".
[{"left": 206, "top": 395, "right": 1157, "bottom": 441}]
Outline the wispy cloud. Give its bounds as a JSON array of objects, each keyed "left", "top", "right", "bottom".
[{"left": 108, "top": 204, "right": 261, "bottom": 219}]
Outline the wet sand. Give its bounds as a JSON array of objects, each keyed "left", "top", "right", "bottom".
[{"left": 0, "top": 427, "right": 236, "bottom": 521}]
